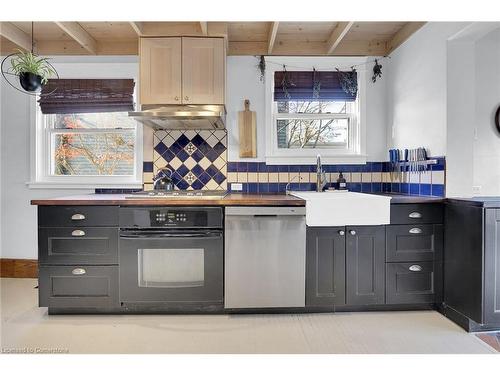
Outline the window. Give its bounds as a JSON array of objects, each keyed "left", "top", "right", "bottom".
[
  {"left": 264, "top": 57, "right": 367, "bottom": 164},
  {"left": 275, "top": 100, "right": 356, "bottom": 150},
  {"left": 30, "top": 77, "right": 142, "bottom": 188}
]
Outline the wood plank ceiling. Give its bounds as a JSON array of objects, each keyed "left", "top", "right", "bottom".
[{"left": 0, "top": 22, "right": 425, "bottom": 56}]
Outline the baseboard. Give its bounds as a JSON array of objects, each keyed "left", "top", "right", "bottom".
[{"left": 0, "top": 258, "right": 38, "bottom": 278}]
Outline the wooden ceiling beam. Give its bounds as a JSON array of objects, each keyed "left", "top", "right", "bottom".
[
  {"left": 386, "top": 22, "right": 426, "bottom": 55},
  {"left": 200, "top": 22, "right": 208, "bottom": 36},
  {"left": 129, "top": 22, "right": 144, "bottom": 36},
  {"left": 326, "top": 21, "right": 354, "bottom": 55},
  {"left": 55, "top": 22, "right": 97, "bottom": 54},
  {"left": 267, "top": 22, "right": 279, "bottom": 54},
  {"left": 0, "top": 22, "right": 32, "bottom": 51}
]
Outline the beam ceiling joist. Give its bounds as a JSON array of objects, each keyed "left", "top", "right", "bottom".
[
  {"left": 129, "top": 22, "right": 144, "bottom": 36},
  {"left": 268, "top": 22, "right": 279, "bottom": 54},
  {"left": 55, "top": 22, "right": 97, "bottom": 54},
  {"left": 326, "top": 21, "right": 354, "bottom": 55},
  {"left": 200, "top": 22, "right": 208, "bottom": 36},
  {"left": 386, "top": 22, "right": 426, "bottom": 55},
  {"left": 0, "top": 22, "right": 32, "bottom": 51}
]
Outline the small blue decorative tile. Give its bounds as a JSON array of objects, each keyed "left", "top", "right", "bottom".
[
  {"left": 267, "top": 164, "right": 279, "bottom": 172},
  {"left": 176, "top": 179, "right": 189, "bottom": 190},
  {"left": 432, "top": 184, "right": 444, "bottom": 197},
  {"left": 247, "top": 162, "right": 258, "bottom": 172},
  {"left": 362, "top": 183, "right": 372, "bottom": 193},
  {"left": 176, "top": 134, "right": 190, "bottom": 148},
  {"left": 258, "top": 183, "right": 269, "bottom": 193},
  {"left": 191, "top": 164, "right": 204, "bottom": 177},
  {"left": 268, "top": 183, "right": 279, "bottom": 193},
  {"left": 176, "top": 149, "right": 189, "bottom": 162},
  {"left": 278, "top": 165, "right": 289, "bottom": 172},
  {"left": 198, "top": 172, "right": 211, "bottom": 184},
  {"left": 205, "top": 165, "right": 219, "bottom": 177},
  {"left": 289, "top": 165, "right": 301, "bottom": 172},
  {"left": 372, "top": 183, "right": 382, "bottom": 192},
  {"left": 191, "top": 179, "right": 204, "bottom": 190},
  {"left": 391, "top": 183, "right": 400, "bottom": 193},
  {"left": 420, "top": 184, "right": 432, "bottom": 196},
  {"left": 278, "top": 183, "right": 288, "bottom": 192},
  {"left": 227, "top": 162, "right": 238, "bottom": 172},
  {"left": 190, "top": 149, "right": 204, "bottom": 162},
  {"left": 248, "top": 183, "right": 258, "bottom": 193},
  {"left": 213, "top": 172, "right": 226, "bottom": 185},
  {"left": 237, "top": 162, "right": 247, "bottom": 172},
  {"left": 143, "top": 162, "right": 153, "bottom": 173},
  {"left": 401, "top": 184, "right": 409, "bottom": 194},
  {"left": 176, "top": 164, "right": 189, "bottom": 177},
  {"left": 258, "top": 162, "right": 268, "bottom": 172},
  {"left": 409, "top": 183, "right": 419, "bottom": 195},
  {"left": 154, "top": 142, "right": 168, "bottom": 156}
]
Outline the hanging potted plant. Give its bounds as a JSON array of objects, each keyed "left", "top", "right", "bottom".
[{"left": 9, "top": 49, "right": 57, "bottom": 92}]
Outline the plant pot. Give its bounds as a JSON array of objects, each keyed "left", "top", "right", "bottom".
[{"left": 19, "top": 72, "right": 43, "bottom": 92}]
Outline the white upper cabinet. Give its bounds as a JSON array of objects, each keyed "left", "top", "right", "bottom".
[
  {"left": 139, "top": 37, "right": 225, "bottom": 106},
  {"left": 140, "top": 38, "right": 182, "bottom": 105}
]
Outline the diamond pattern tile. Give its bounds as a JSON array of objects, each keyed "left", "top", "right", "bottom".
[{"left": 150, "top": 130, "right": 228, "bottom": 191}]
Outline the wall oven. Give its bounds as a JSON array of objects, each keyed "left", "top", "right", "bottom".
[{"left": 119, "top": 207, "right": 223, "bottom": 310}]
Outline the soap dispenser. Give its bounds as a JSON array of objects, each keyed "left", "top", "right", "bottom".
[{"left": 337, "top": 172, "right": 347, "bottom": 190}]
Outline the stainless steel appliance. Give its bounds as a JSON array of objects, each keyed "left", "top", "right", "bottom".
[
  {"left": 119, "top": 207, "right": 223, "bottom": 309},
  {"left": 128, "top": 104, "right": 226, "bottom": 130},
  {"left": 224, "top": 206, "right": 307, "bottom": 309},
  {"left": 125, "top": 190, "right": 228, "bottom": 199}
]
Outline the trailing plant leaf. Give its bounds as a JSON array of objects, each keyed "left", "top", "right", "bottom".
[
  {"left": 372, "top": 59, "right": 383, "bottom": 83},
  {"left": 9, "top": 49, "right": 57, "bottom": 84},
  {"left": 281, "top": 65, "right": 295, "bottom": 100},
  {"left": 258, "top": 55, "right": 266, "bottom": 82},
  {"left": 312, "top": 68, "right": 321, "bottom": 99}
]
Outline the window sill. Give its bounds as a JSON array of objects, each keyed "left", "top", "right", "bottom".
[
  {"left": 26, "top": 181, "right": 143, "bottom": 190},
  {"left": 265, "top": 154, "right": 367, "bottom": 165}
]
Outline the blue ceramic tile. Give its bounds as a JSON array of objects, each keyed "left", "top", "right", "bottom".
[
  {"left": 278, "top": 183, "right": 288, "bottom": 192},
  {"left": 268, "top": 183, "right": 279, "bottom": 193},
  {"left": 213, "top": 142, "right": 226, "bottom": 156},
  {"left": 362, "top": 183, "right": 372, "bottom": 193},
  {"left": 190, "top": 134, "right": 205, "bottom": 148},
  {"left": 391, "top": 183, "right": 400, "bottom": 193},
  {"left": 198, "top": 172, "right": 211, "bottom": 184},
  {"left": 237, "top": 162, "right": 248, "bottom": 172},
  {"left": 247, "top": 162, "right": 258, "bottom": 172},
  {"left": 258, "top": 162, "right": 268, "bottom": 172},
  {"left": 191, "top": 164, "right": 204, "bottom": 177},
  {"left": 371, "top": 162, "right": 383, "bottom": 172},
  {"left": 205, "top": 165, "right": 219, "bottom": 177},
  {"left": 267, "top": 164, "right": 279, "bottom": 172},
  {"left": 176, "top": 134, "right": 190, "bottom": 148},
  {"left": 278, "top": 165, "right": 289, "bottom": 172},
  {"left": 409, "top": 183, "right": 419, "bottom": 195},
  {"left": 205, "top": 149, "right": 219, "bottom": 162},
  {"left": 176, "top": 149, "right": 189, "bottom": 162},
  {"left": 176, "top": 164, "right": 189, "bottom": 177},
  {"left": 432, "top": 184, "right": 444, "bottom": 197},
  {"left": 289, "top": 183, "right": 300, "bottom": 191},
  {"left": 401, "top": 183, "right": 409, "bottom": 194},
  {"left": 143, "top": 162, "right": 153, "bottom": 173},
  {"left": 361, "top": 163, "right": 372, "bottom": 172},
  {"left": 190, "top": 149, "right": 204, "bottom": 162},
  {"left": 197, "top": 141, "right": 212, "bottom": 155},
  {"left": 372, "top": 183, "right": 382, "bottom": 192},
  {"left": 289, "top": 165, "right": 301, "bottom": 172},
  {"left": 258, "top": 183, "right": 269, "bottom": 193},
  {"left": 213, "top": 172, "right": 226, "bottom": 185},
  {"left": 227, "top": 162, "right": 238, "bottom": 172},
  {"left": 420, "top": 184, "right": 432, "bottom": 196},
  {"left": 310, "top": 183, "right": 318, "bottom": 191},
  {"left": 191, "top": 179, "right": 204, "bottom": 190},
  {"left": 154, "top": 141, "right": 168, "bottom": 155},
  {"left": 248, "top": 183, "right": 258, "bottom": 193},
  {"left": 176, "top": 179, "right": 189, "bottom": 190}
]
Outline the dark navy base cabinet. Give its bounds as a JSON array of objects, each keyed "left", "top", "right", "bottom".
[{"left": 443, "top": 200, "right": 500, "bottom": 331}]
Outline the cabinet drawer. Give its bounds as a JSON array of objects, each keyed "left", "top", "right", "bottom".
[
  {"left": 386, "top": 262, "right": 436, "bottom": 304},
  {"left": 39, "top": 265, "right": 119, "bottom": 308},
  {"left": 386, "top": 224, "right": 443, "bottom": 262},
  {"left": 390, "top": 204, "right": 443, "bottom": 225},
  {"left": 38, "top": 227, "right": 118, "bottom": 265},
  {"left": 38, "top": 206, "right": 119, "bottom": 227}
]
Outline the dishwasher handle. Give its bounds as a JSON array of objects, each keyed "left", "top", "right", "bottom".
[{"left": 225, "top": 206, "right": 306, "bottom": 217}]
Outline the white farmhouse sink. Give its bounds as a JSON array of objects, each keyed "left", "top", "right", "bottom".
[{"left": 289, "top": 191, "right": 392, "bottom": 227}]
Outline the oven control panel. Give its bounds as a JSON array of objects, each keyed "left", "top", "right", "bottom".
[{"left": 120, "top": 207, "right": 223, "bottom": 228}]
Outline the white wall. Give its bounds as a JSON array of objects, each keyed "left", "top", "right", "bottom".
[
  {"left": 386, "top": 22, "right": 468, "bottom": 157},
  {"left": 226, "top": 56, "right": 388, "bottom": 162},
  {"left": 473, "top": 29, "right": 500, "bottom": 196},
  {"left": 0, "top": 56, "right": 138, "bottom": 259}
]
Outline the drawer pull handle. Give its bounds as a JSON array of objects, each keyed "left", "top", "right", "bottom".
[
  {"left": 71, "top": 214, "right": 86, "bottom": 221},
  {"left": 409, "top": 265, "right": 423, "bottom": 272},
  {"left": 72, "top": 268, "right": 86, "bottom": 275},
  {"left": 408, "top": 212, "right": 422, "bottom": 219},
  {"left": 349, "top": 230, "right": 356, "bottom": 236},
  {"left": 71, "top": 230, "right": 86, "bottom": 237},
  {"left": 409, "top": 228, "right": 423, "bottom": 234},
  {"left": 338, "top": 230, "right": 345, "bottom": 236}
]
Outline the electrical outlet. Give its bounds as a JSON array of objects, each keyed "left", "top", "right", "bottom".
[
  {"left": 231, "top": 183, "right": 243, "bottom": 191},
  {"left": 472, "top": 186, "right": 481, "bottom": 195}
]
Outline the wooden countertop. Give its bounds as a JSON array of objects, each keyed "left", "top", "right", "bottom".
[{"left": 30, "top": 193, "right": 306, "bottom": 206}]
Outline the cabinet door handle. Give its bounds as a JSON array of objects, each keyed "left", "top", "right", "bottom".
[
  {"left": 338, "top": 230, "right": 345, "bottom": 236},
  {"left": 71, "top": 213, "right": 86, "bottom": 221},
  {"left": 71, "top": 230, "right": 85, "bottom": 237},
  {"left": 409, "top": 227, "right": 423, "bottom": 234},
  {"left": 184, "top": 96, "right": 189, "bottom": 101},
  {"left": 409, "top": 265, "right": 423, "bottom": 272},
  {"left": 72, "top": 268, "right": 86, "bottom": 275},
  {"left": 174, "top": 96, "right": 179, "bottom": 101},
  {"left": 408, "top": 212, "right": 422, "bottom": 219},
  {"left": 349, "top": 230, "right": 356, "bottom": 236}
]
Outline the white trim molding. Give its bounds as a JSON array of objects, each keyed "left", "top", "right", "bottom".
[{"left": 264, "top": 56, "right": 369, "bottom": 165}]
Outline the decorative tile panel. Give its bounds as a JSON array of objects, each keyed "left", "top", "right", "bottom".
[{"left": 148, "top": 130, "right": 227, "bottom": 191}]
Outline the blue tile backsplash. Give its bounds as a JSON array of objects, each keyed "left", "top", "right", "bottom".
[{"left": 134, "top": 129, "right": 446, "bottom": 197}]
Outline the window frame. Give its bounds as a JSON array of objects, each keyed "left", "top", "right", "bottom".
[
  {"left": 265, "top": 56, "right": 368, "bottom": 165},
  {"left": 29, "top": 101, "right": 142, "bottom": 190}
]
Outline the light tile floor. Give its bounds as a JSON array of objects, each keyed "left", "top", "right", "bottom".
[{"left": 0, "top": 278, "right": 496, "bottom": 354}]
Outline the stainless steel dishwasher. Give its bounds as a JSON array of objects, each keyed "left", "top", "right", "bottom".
[{"left": 224, "top": 206, "right": 306, "bottom": 309}]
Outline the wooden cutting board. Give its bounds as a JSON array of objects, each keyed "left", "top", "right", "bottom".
[{"left": 238, "top": 99, "right": 257, "bottom": 158}]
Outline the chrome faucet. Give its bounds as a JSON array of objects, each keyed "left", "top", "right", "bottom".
[{"left": 316, "top": 154, "right": 327, "bottom": 192}]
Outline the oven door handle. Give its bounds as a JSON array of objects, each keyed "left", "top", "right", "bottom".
[{"left": 119, "top": 230, "right": 222, "bottom": 239}]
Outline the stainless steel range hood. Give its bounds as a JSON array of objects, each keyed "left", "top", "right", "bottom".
[{"left": 129, "top": 104, "right": 226, "bottom": 130}]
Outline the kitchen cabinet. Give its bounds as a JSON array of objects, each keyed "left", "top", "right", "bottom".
[
  {"left": 140, "top": 38, "right": 182, "bottom": 105},
  {"left": 345, "top": 226, "right": 386, "bottom": 305},
  {"left": 182, "top": 37, "right": 225, "bottom": 104},
  {"left": 140, "top": 37, "right": 225, "bottom": 106},
  {"left": 306, "top": 225, "right": 385, "bottom": 307},
  {"left": 443, "top": 199, "right": 500, "bottom": 331},
  {"left": 306, "top": 227, "right": 346, "bottom": 306}
]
